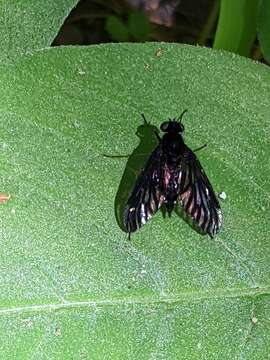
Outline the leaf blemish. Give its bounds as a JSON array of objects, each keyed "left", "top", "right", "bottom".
[
  {"left": 55, "top": 326, "right": 61, "bottom": 336},
  {"left": 155, "top": 48, "right": 163, "bottom": 57},
  {"left": 0, "top": 193, "right": 11, "bottom": 203},
  {"left": 251, "top": 316, "right": 258, "bottom": 325}
]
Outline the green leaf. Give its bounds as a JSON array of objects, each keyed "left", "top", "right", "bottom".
[
  {"left": 213, "top": 0, "right": 259, "bottom": 56},
  {"left": 0, "top": 1, "right": 270, "bottom": 357},
  {"left": 0, "top": 0, "right": 79, "bottom": 63},
  {"left": 1, "top": 42, "right": 270, "bottom": 358},
  {"left": 258, "top": 0, "right": 270, "bottom": 63},
  {"left": 128, "top": 11, "right": 150, "bottom": 41},
  {"left": 105, "top": 15, "right": 129, "bottom": 42}
]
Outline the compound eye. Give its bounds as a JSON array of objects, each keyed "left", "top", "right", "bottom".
[
  {"left": 160, "top": 121, "right": 169, "bottom": 132},
  {"left": 179, "top": 124, "right": 184, "bottom": 133}
]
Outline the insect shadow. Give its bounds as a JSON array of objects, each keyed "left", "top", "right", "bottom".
[
  {"left": 112, "top": 120, "right": 159, "bottom": 232},
  {"left": 105, "top": 116, "right": 207, "bottom": 237}
]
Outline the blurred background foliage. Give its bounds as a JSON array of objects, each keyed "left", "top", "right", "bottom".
[{"left": 52, "top": 0, "right": 270, "bottom": 65}]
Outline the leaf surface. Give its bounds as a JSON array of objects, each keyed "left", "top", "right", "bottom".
[{"left": 0, "top": 2, "right": 269, "bottom": 358}]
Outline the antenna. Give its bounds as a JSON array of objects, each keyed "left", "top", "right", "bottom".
[
  {"left": 141, "top": 113, "right": 148, "bottom": 125},
  {"left": 177, "top": 109, "right": 188, "bottom": 123}
]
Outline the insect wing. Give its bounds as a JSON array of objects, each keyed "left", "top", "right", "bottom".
[
  {"left": 124, "top": 145, "right": 163, "bottom": 235},
  {"left": 178, "top": 149, "right": 222, "bottom": 237}
]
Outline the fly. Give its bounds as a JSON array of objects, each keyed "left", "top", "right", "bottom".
[{"left": 123, "top": 110, "right": 222, "bottom": 238}]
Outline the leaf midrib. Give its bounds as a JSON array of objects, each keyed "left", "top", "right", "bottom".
[{"left": 1, "top": 286, "right": 268, "bottom": 315}]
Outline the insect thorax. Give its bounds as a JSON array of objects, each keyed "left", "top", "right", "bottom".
[{"left": 162, "top": 133, "right": 185, "bottom": 164}]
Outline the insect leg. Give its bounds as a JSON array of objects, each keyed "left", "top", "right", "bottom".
[
  {"left": 193, "top": 144, "right": 207, "bottom": 152},
  {"left": 102, "top": 154, "right": 130, "bottom": 158},
  {"left": 141, "top": 113, "right": 148, "bottom": 125}
]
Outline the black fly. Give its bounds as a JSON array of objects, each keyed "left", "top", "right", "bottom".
[{"left": 124, "top": 111, "right": 222, "bottom": 238}]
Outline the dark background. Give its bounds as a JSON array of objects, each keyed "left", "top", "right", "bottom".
[{"left": 53, "top": 0, "right": 214, "bottom": 45}]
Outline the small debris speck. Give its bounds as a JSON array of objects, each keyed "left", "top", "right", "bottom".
[
  {"left": 155, "top": 48, "right": 163, "bottom": 57},
  {"left": 55, "top": 327, "right": 61, "bottom": 336},
  {"left": 218, "top": 191, "right": 227, "bottom": 200},
  {"left": 0, "top": 193, "right": 10, "bottom": 203},
  {"left": 251, "top": 317, "right": 258, "bottom": 325}
]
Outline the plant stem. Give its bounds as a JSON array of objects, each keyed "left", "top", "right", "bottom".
[
  {"left": 198, "top": 0, "right": 220, "bottom": 46},
  {"left": 213, "top": 0, "right": 259, "bottom": 56}
]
